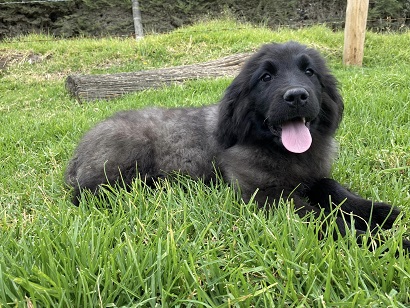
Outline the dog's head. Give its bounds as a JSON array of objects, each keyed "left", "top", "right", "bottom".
[{"left": 216, "top": 41, "right": 343, "bottom": 153}]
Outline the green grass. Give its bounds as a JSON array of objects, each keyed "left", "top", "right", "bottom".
[{"left": 0, "top": 19, "right": 409, "bottom": 306}]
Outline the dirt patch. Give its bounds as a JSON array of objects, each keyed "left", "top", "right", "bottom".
[{"left": 0, "top": 51, "right": 47, "bottom": 70}]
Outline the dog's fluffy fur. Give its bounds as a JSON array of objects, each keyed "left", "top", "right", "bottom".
[{"left": 66, "top": 42, "right": 409, "bottom": 250}]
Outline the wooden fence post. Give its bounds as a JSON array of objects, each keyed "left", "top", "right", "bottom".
[
  {"left": 343, "top": 0, "right": 369, "bottom": 66},
  {"left": 132, "top": 0, "right": 143, "bottom": 40}
]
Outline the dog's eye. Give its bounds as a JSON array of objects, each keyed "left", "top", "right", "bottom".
[
  {"left": 305, "top": 68, "right": 314, "bottom": 76},
  {"left": 261, "top": 73, "right": 272, "bottom": 82}
]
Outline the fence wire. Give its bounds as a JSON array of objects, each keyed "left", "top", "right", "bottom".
[{"left": 0, "top": 0, "right": 70, "bottom": 3}]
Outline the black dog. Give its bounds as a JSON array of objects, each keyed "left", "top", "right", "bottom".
[{"left": 66, "top": 42, "right": 409, "bottom": 251}]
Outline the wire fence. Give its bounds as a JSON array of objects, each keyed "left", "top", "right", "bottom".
[
  {"left": 1, "top": 0, "right": 410, "bottom": 43},
  {"left": 0, "top": 0, "right": 70, "bottom": 4},
  {"left": 1, "top": 20, "right": 409, "bottom": 44}
]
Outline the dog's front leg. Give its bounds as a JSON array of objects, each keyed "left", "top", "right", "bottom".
[{"left": 306, "top": 178, "right": 402, "bottom": 231}]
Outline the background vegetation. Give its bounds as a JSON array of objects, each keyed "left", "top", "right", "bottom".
[
  {"left": 1, "top": 0, "right": 410, "bottom": 38},
  {"left": 0, "top": 20, "right": 409, "bottom": 306}
]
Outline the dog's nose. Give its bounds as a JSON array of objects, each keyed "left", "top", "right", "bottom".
[{"left": 283, "top": 88, "right": 309, "bottom": 107}]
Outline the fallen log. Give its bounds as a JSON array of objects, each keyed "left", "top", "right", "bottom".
[{"left": 65, "top": 52, "right": 251, "bottom": 102}]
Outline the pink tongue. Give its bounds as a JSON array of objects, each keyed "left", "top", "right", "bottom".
[{"left": 281, "top": 119, "right": 312, "bottom": 153}]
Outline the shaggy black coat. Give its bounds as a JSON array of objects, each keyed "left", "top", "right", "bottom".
[{"left": 65, "top": 42, "right": 409, "bottom": 251}]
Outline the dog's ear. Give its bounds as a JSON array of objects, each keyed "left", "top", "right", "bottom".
[
  {"left": 216, "top": 44, "right": 274, "bottom": 148},
  {"left": 216, "top": 74, "right": 253, "bottom": 148},
  {"left": 304, "top": 47, "right": 344, "bottom": 135},
  {"left": 317, "top": 69, "right": 344, "bottom": 135}
]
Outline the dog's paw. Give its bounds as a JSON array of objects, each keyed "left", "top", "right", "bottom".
[{"left": 372, "top": 202, "right": 401, "bottom": 229}]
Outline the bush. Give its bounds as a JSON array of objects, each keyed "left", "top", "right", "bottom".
[{"left": 1, "top": 0, "right": 410, "bottom": 38}]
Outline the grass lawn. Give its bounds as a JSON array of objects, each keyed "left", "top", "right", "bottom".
[{"left": 0, "top": 20, "right": 409, "bottom": 307}]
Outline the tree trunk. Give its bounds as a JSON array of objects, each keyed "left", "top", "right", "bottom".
[{"left": 65, "top": 53, "right": 250, "bottom": 102}]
